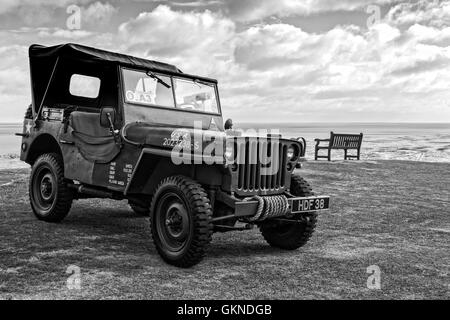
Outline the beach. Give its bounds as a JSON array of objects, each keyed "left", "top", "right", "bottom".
[
  {"left": 0, "top": 123, "right": 28, "bottom": 170},
  {"left": 1, "top": 123, "right": 450, "bottom": 171},
  {"left": 0, "top": 160, "right": 448, "bottom": 299},
  {"left": 237, "top": 122, "right": 450, "bottom": 163}
]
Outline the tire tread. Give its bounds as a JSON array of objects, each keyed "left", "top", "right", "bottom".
[
  {"left": 260, "top": 175, "right": 318, "bottom": 250},
  {"left": 150, "top": 175, "right": 213, "bottom": 268},
  {"left": 29, "top": 153, "right": 73, "bottom": 223}
]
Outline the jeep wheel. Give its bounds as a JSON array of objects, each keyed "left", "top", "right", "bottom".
[
  {"left": 129, "top": 200, "right": 150, "bottom": 216},
  {"left": 259, "top": 175, "right": 317, "bottom": 250},
  {"left": 29, "top": 153, "right": 73, "bottom": 223},
  {"left": 150, "top": 176, "right": 213, "bottom": 268}
]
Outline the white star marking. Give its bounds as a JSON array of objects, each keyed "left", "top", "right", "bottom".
[{"left": 25, "top": 121, "right": 32, "bottom": 134}]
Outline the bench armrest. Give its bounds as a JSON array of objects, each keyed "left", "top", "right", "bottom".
[{"left": 315, "top": 138, "right": 330, "bottom": 147}]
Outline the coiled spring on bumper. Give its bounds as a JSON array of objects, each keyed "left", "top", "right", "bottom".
[{"left": 246, "top": 195, "right": 290, "bottom": 222}]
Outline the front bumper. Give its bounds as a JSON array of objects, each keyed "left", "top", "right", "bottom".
[{"left": 233, "top": 195, "right": 330, "bottom": 218}]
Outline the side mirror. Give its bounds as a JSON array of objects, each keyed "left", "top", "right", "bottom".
[
  {"left": 224, "top": 118, "right": 233, "bottom": 130},
  {"left": 100, "top": 107, "right": 116, "bottom": 128}
]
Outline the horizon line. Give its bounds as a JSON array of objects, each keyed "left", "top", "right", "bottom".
[{"left": 1, "top": 121, "right": 450, "bottom": 124}]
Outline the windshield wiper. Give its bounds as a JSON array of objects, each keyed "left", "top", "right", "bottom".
[
  {"left": 146, "top": 71, "right": 171, "bottom": 89},
  {"left": 194, "top": 79, "right": 214, "bottom": 87}
]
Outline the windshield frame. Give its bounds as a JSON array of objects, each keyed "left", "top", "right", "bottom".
[{"left": 120, "top": 66, "right": 222, "bottom": 116}]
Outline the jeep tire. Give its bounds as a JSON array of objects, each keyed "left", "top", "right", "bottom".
[
  {"left": 29, "top": 153, "right": 73, "bottom": 223},
  {"left": 259, "top": 175, "right": 318, "bottom": 250},
  {"left": 150, "top": 176, "right": 213, "bottom": 268}
]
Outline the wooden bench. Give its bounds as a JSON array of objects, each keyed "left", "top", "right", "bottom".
[{"left": 315, "top": 132, "right": 363, "bottom": 161}]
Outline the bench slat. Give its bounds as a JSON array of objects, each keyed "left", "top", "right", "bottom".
[{"left": 331, "top": 134, "right": 361, "bottom": 149}]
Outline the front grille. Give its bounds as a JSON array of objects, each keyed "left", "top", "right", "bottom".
[{"left": 233, "top": 137, "right": 288, "bottom": 194}]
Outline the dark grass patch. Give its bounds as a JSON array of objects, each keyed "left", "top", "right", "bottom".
[{"left": 0, "top": 161, "right": 449, "bottom": 299}]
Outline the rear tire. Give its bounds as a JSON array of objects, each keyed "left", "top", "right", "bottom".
[
  {"left": 29, "top": 153, "right": 73, "bottom": 223},
  {"left": 150, "top": 176, "right": 213, "bottom": 268},
  {"left": 259, "top": 175, "right": 317, "bottom": 250}
]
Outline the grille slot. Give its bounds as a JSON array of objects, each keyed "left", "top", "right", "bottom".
[{"left": 235, "top": 138, "right": 287, "bottom": 193}]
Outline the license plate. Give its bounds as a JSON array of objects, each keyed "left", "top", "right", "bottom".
[{"left": 289, "top": 196, "right": 330, "bottom": 213}]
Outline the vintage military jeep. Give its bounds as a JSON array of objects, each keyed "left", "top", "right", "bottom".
[{"left": 18, "top": 43, "right": 330, "bottom": 267}]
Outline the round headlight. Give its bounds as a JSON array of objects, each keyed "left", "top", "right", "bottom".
[
  {"left": 287, "top": 144, "right": 299, "bottom": 161},
  {"left": 287, "top": 146, "right": 295, "bottom": 160}
]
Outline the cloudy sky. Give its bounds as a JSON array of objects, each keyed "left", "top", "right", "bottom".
[{"left": 0, "top": 0, "right": 450, "bottom": 123}]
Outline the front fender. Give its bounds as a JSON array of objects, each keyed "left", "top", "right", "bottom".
[{"left": 124, "top": 147, "right": 224, "bottom": 195}]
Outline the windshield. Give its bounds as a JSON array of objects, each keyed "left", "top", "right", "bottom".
[
  {"left": 123, "top": 69, "right": 174, "bottom": 108},
  {"left": 173, "top": 78, "right": 219, "bottom": 114},
  {"left": 122, "top": 68, "right": 220, "bottom": 116}
]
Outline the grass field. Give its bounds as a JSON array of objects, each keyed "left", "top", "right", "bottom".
[{"left": 0, "top": 160, "right": 449, "bottom": 300}]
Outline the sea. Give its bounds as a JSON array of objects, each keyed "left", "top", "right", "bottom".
[{"left": 1, "top": 122, "right": 449, "bottom": 170}]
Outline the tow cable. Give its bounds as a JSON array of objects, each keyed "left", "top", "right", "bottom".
[{"left": 245, "top": 195, "right": 290, "bottom": 222}]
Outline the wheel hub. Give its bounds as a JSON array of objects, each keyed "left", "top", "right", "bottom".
[
  {"left": 31, "top": 163, "right": 59, "bottom": 213},
  {"left": 155, "top": 192, "right": 191, "bottom": 253},
  {"left": 164, "top": 203, "right": 188, "bottom": 240},
  {"left": 40, "top": 174, "right": 54, "bottom": 201}
]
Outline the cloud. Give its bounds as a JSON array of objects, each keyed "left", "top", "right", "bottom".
[
  {"left": 234, "top": 24, "right": 373, "bottom": 71},
  {"left": 171, "top": 0, "right": 222, "bottom": 7},
  {"left": 82, "top": 2, "right": 118, "bottom": 27},
  {"left": 1, "top": 2, "right": 450, "bottom": 122},
  {"left": 406, "top": 23, "right": 450, "bottom": 46},
  {"left": 36, "top": 28, "right": 94, "bottom": 39},
  {"left": 0, "top": 0, "right": 100, "bottom": 28},
  {"left": 118, "top": 5, "right": 236, "bottom": 75},
  {"left": 227, "top": 9, "right": 450, "bottom": 121},
  {"left": 0, "top": 45, "right": 28, "bottom": 70},
  {"left": 0, "top": 0, "right": 91, "bottom": 15},
  {"left": 0, "top": 45, "right": 31, "bottom": 121},
  {"left": 387, "top": 0, "right": 450, "bottom": 28},
  {"left": 0, "top": 67, "right": 29, "bottom": 96},
  {"left": 222, "top": 0, "right": 399, "bottom": 22}
]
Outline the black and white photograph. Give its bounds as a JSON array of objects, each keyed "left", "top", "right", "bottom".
[{"left": 0, "top": 0, "right": 449, "bottom": 305}]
